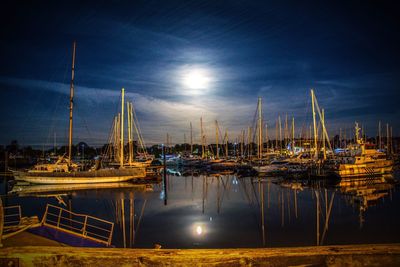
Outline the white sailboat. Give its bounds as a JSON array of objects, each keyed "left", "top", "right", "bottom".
[{"left": 11, "top": 41, "right": 147, "bottom": 184}]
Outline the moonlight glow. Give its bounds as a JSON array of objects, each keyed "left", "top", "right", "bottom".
[
  {"left": 183, "top": 69, "right": 210, "bottom": 91},
  {"left": 196, "top": 226, "right": 203, "bottom": 235}
]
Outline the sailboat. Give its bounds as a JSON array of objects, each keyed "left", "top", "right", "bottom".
[
  {"left": 103, "top": 97, "right": 153, "bottom": 169},
  {"left": 11, "top": 41, "right": 147, "bottom": 184}
]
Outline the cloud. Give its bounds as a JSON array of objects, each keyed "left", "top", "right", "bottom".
[{"left": 1, "top": 66, "right": 399, "bottom": 146}]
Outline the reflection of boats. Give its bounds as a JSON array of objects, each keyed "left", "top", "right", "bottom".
[
  {"left": 12, "top": 42, "right": 146, "bottom": 184},
  {"left": 339, "top": 174, "right": 395, "bottom": 227},
  {"left": 279, "top": 181, "right": 304, "bottom": 191},
  {"left": 9, "top": 182, "right": 152, "bottom": 196},
  {"left": 334, "top": 123, "right": 393, "bottom": 178},
  {"left": 339, "top": 175, "right": 394, "bottom": 207}
]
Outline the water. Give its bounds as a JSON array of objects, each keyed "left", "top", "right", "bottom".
[{"left": 1, "top": 171, "right": 399, "bottom": 248}]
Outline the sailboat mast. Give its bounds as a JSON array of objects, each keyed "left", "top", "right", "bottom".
[
  {"left": 215, "top": 120, "right": 219, "bottom": 159},
  {"left": 225, "top": 130, "right": 228, "bottom": 158},
  {"left": 120, "top": 88, "right": 125, "bottom": 168},
  {"left": 311, "top": 89, "right": 318, "bottom": 159},
  {"left": 386, "top": 123, "right": 389, "bottom": 154},
  {"left": 378, "top": 121, "right": 382, "bottom": 150},
  {"left": 248, "top": 126, "right": 251, "bottom": 159},
  {"left": 127, "top": 102, "right": 133, "bottom": 165},
  {"left": 322, "top": 109, "right": 326, "bottom": 160},
  {"left": 292, "top": 117, "right": 295, "bottom": 153},
  {"left": 284, "top": 114, "right": 288, "bottom": 147},
  {"left": 390, "top": 126, "right": 393, "bottom": 155},
  {"left": 278, "top": 115, "right": 282, "bottom": 153},
  {"left": 68, "top": 41, "right": 76, "bottom": 166},
  {"left": 241, "top": 129, "right": 244, "bottom": 158},
  {"left": 258, "top": 97, "right": 262, "bottom": 160},
  {"left": 275, "top": 120, "right": 278, "bottom": 150},
  {"left": 200, "top": 117, "right": 205, "bottom": 159},
  {"left": 190, "top": 122, "right": 193, "bottom": 155},
  {"left": 265, "top": 123, "right": 269, "bottom": 152}
]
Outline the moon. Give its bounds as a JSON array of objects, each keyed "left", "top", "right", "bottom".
[
  {"left": 183, "top": 69, "right": 210, "bottom": 90},
  {"left": 196, "top": 225, "right": 203, "bottom": 235}
]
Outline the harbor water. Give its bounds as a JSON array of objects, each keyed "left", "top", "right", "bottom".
[{"left": 1, "top": 170, "right": 399, "bottom": 248}]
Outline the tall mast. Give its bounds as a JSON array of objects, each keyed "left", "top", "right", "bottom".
[
  {"left": 278, "top": 115, "right": 282, "bottom": 153},
  {"left": 322, "top": 109, "right": 326, "bottom": 160},
  {"left": 265, "top": 123, "right": 269, "bottom": 152},
  {"left": 292, "top": 117, "right": 295, "bottom": 153},
  {"left": 248, "top": 126, "right": 251, "bottom": 159},
  {"left": 386, "top": 123, "right": 389, "bottom": 154},
  {"left": 131, "top": 103, "right": 135, "bottom": 161},
  {"left": 224, "top": 130, "right": 228, "bottom": 158},
  {"left": 241, "top": 129, "right": 244, "bottom": 158},
  {"left": 258, "top": 97, "right": 262, "bottom": 160},
  {"left": 275, "top": 120, "right": 278, "bottom": 150},
  {"left": 113, "top": 115, "right": 119, "bottom": 161},
  {"left": 311, "top": 89, "right": 318, "bottom": 159},
  {"left": 215, "top": 120, "right": 219, "bottom": 159},
  {"left": 390, "top": 126, "right": 393, "bottom": 155},
  {"left": 120, "top": 88, "right": 125, "bottom": 168},
  {"left": 190, "top": 122, "right": 193, "bottom": 155},
  {"left": 127, "top": 102, "right": 133, "bottom": 165},
  {"left": 200, "top": 117, "right": 205, "bottom": 159},
  {"left": 68, "top": 41, "right": 76, "bottom": 166},
  {"left": 378, "top": 121, "right": 382, "bottom": 150},
  {"left": 284, "top": 114, "right": 288, "bottom": 147}
]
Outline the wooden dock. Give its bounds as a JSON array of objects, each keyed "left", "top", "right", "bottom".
[{"left": 1, "top": 243, "right": 400, "bottom": 266}]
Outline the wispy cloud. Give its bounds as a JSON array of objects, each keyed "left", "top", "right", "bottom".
[{"left": 2, "top": 72, "right": 399, "bottom": 146}]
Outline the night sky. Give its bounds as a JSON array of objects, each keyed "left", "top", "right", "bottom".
[{"left": 1, "top": 1, "right": 399, "bottom": 147}]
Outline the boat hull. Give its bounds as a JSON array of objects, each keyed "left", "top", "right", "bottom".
[
  {"left": 12, "top": 168, "right": 146, "bottom": 184},
  {"left": 335, "top": 162, "right": 393, "bottom": 178}
]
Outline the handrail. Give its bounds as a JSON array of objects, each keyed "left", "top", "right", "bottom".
[
  {"left": 46, "top": 213, "right": 113, "bottom": 233},
  {"left": 42, "top": 204, "right": 114, "bottom": 246},
  {"left": 4, "top": 206, "right": 21, "bottom": 227},
  {"left": 46, "top": 204, "right": 115, "bottom": 224}
]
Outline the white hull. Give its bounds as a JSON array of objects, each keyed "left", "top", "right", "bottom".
[{"left": 12, "top": 168, "right": 146, "bottom": 184}]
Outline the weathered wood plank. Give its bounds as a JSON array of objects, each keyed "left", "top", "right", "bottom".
[{"left": 1, "top": 244, "right": 400, "bottom": 266}]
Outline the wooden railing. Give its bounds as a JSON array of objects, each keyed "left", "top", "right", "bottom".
[
  {"left": 4, "top": 205, "right": 22, "bottom": 228},
  {"left": 42, "top": 204, "right": 114, "bottom": 246}
]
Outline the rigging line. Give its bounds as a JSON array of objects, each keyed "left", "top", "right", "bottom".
[
  {"left": 102, "top": 90, "right": 123, "bottom": 155},
  {"left": 74, "top": 100, "right": 96, "bottom": 149},
  {"left": 20, "top": 50, "right": 69, "bottom": 148},
  {"left": 131, "top": 106, "right": 148, "bottom": 156},
  {"left": 131, "top": 101, "right": 148, "bottom": 153},
  {"left": 251, "top": 102, "right": 258, "bottom": 143},
  {"left": 44, "top": 58, "right": 70, "bottom": 150}
]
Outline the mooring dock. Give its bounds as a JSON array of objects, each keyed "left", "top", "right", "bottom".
[{"left": 1, "top": 244, "right": 400, "bottom": 266}]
